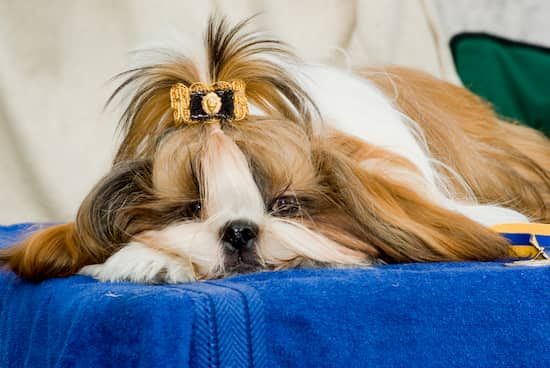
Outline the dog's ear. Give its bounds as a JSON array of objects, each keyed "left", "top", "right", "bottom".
[
  {"left": 314, "top": 137, "right": 510, "bottom": 262},
  {"left": 0, "top": 160, "right": 154, "bottom": 282},
  {"left": 75, "top": 159, "right": 155, "bottom": 254}
]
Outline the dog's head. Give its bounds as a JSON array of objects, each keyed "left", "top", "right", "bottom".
[
  {"left": 76, "top": 18, "right": 379, "bottom": 278},
  {"left": 1, "top": 17, "right": 510, "bottom": 282}
]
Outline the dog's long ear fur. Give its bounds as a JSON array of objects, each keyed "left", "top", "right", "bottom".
[
  {"left": 0, "top": 160, "right": 155, "bottom": 282},
  {"left": 315, "top": 136, "right": 510, "bottom": 262},
  {"left": 75, "top": 159, "right": 156, "bottom": 254}
]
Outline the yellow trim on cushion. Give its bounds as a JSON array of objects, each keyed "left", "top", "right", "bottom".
[
  {"left": 509, "top": 245, "right": 545, "bottom": 259},
  {"left": 491, "top": 223, "right": 550, "bottom": 235},
  {"left": 492, "top": 223, "right": 550, "bottom": 260}
]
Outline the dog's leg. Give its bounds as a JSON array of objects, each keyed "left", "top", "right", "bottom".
[{"left": 78, "top": 242, "right": 196, "bottom": 284}]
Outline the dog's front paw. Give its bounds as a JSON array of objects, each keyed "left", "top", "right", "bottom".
[{"left": 79, "top": 242, "right": 196, "bottom": 284}]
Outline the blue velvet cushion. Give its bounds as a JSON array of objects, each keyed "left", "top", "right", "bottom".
[{"left": 1, "top": 224, "right": 549, "bottom": 367}]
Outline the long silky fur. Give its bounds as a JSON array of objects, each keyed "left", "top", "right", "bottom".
[
  {"left": 313, "top": 136, "right": 511, "bottom": 262},
  {"left": 365, "top": 67, "right": 550, "bottom": 222},
  {"left": 2, "top": 17, "right": 549, "bottom": 283}
]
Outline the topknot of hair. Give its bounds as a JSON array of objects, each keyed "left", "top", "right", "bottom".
[{"left": 109, "top": 15, "right": 317, "bottom": 163}]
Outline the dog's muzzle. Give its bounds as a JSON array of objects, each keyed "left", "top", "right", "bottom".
[
  {"left": 221, "top": 220, "right": 258, "bottom": 251},
  {"left": 221, "top": 220, "right": 261, "bottom": 273}
]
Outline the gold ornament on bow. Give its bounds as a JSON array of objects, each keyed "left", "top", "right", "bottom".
[{"left": 170, "top": 80, "right": 248, "bottom": 126}]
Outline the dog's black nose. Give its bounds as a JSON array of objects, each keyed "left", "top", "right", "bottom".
[{"left": 222, "top": 220, "right": 258, "bottom": 251}]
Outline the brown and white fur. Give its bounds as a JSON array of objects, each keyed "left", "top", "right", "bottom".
[{"left": 1, "top": 17, "right": 549, "bottom": 283}]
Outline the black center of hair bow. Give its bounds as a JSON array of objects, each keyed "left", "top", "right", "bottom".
[{"left": 170, "top": 80, "right": 248, "bottom": 125}]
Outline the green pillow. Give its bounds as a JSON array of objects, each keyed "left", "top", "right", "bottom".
[{"left": 451, "top": 33, "right": 550, "bottom": 137}]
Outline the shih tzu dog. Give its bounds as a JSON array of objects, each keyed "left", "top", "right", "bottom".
[{"left": 2, "top": 17, "right": 550, "bottom": 283}]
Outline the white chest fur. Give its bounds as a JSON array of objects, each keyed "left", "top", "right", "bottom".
[{"left": 297, "top": 65, "right": 435, "bottom": 185}]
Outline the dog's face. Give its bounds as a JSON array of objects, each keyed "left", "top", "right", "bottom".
[
  {"left": 153, "top": 119, "right": 370, "bottom": 275},
  {"left": 80, "top": 115, "right": 377, "bottom": 279}
]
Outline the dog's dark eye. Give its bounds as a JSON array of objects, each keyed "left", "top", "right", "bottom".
[
  {"left": 189, "top": 200, "right": 202, "bottom": 219},
  {"left": 178, "top": 200, "right": 202, "bottom": 220},
  {"left": 271, "top": 196, "right": 300, "bottom": 217}
]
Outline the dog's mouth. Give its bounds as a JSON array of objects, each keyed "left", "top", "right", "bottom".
[{"left": 224, "top": 250, "right": 262, "bottom": 274}]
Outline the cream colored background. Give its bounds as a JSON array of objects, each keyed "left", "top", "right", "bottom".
[{"left": 0, "top": 0, "right": 519, "bottom": 223}]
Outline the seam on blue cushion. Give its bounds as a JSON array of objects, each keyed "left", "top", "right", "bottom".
[
  {"left": 207, "top": 281, "right": 267, "bottom": 368},
  {"left": 205, "top": 282, "right": 254, "bottom": 368},
  {"left": 186, "top": 288, "right": 219, "bottom": 368},
  {"left": 180, "top": 281, "right": 261, "bottom": 368},
  {"left": 197, "top": 282, "right": 249, "bottom": 368},
  {"left": 189, "top": 290, "right": 215, "bottom": 368},
  {"left": 166, "top": 286, "right": 219, "bottom": 368},
  {"left": 243, "top": 292, "right": 253, "bottom": 368}
]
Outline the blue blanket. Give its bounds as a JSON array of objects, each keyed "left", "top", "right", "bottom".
[{"left": 1, "top": 224, "right": 549, "bottom": 367}]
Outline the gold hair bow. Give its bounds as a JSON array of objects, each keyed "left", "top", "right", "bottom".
[{"left": 170, "top": 80, "right": 248, "bottom": 126}]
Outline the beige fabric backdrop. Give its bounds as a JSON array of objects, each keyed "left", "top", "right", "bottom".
[{"left": 0, "top": 0, "right": 454, "bottom": 223}]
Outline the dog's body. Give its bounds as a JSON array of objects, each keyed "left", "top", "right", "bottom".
[{"left": 2, "top": 18, "right": 550, "bottom": 283}]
